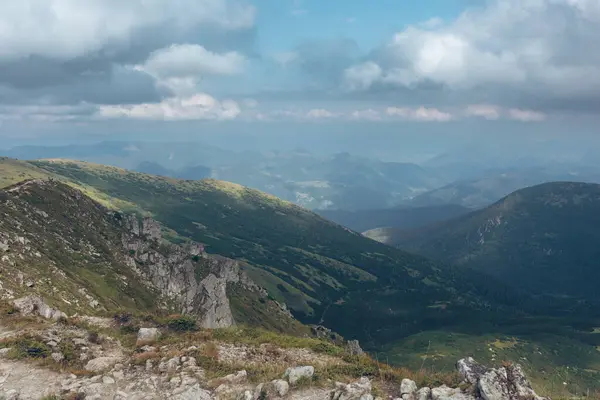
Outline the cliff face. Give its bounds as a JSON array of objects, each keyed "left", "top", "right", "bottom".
[
  {"left": 121, "top": 216, "right": 262, "bottom": 328},
  {"left": 0, "top": 179, "right": 292, "bottom": 330}
]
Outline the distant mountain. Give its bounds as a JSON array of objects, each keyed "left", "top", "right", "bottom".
[
  {"left": 318, "top": 204, "right": 469, "bottom": 233},
  {"left": 389, "top": 182, "right": 600, "bottom": 304},
  {"left": 409, "top": 167, "right": 600, "bottom": 209},
  {"left": 1, "top": 142, "right": 446, "bottom": 211},
  {"left": 135, "top": 161, "right": 211, "bottom": 180}
]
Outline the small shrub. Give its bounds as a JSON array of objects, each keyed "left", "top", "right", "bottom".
[
  {"left": 113, "top": 311, "right": 132, "bottom": 325},
  {"left": 192, "top": 255, "right": 200, "bottom": 262},
  {"left": 119, "top": 324, "right": 139, "bottom": 334},
  {"left": 310, "top": 341, "right": 343, "bottom": 356},
  {"left": 87, "top": 331, "right": 103, "bottom": 344},
  {"left": 203, "top": 342, "right": 220, "bottom": 360},
  {"left": 166, "top": 315, "right": 197, "bottom": 332},
  {"left": 4, "top": 336, "right": 51, "bottom": 359}
]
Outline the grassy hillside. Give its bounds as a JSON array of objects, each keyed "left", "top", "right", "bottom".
[
  {"left": 391, "top": 182, "right": 600, "bottom": 306},
  {"left": 23, "top": 159, "right": 510, "bottom": 347}
]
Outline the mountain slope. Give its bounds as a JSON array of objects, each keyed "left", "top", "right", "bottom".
[
  {"left": 0, "top": 178, "right": 299, "bottom": 332},
  {"left": 318, "top": 204, "right": 469, "bottom": 233},
  {"left": 391, "top": 182, "right": 600, "bottom": 303},
  {"left": 22, "top": 158, "right": 506, "bottom": 346}
]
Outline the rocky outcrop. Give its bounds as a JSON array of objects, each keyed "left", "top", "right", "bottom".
[
  {"left": 12, "top": 296, "right": 66, "bottom": 320},
  {"left": 121, "top": 215, "right": 263, "bottom": 329},
  {"left": 346, "top": 339, "right": 364, "bottom": 356},
  {"left": 455, "top": 357, "right": 548, "bottom": 400}
]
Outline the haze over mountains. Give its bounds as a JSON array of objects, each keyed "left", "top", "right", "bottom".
[{"left": 4, "top": 139, "right": 600, "bottom": 221}]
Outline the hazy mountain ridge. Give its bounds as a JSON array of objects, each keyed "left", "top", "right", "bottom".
[{"left": 318, "top": 204, "right": 470, "bottom": 233}]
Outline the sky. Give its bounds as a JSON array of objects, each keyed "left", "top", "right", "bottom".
[{"left": 0, "top": 0, "right": 599, "bottom": 153}]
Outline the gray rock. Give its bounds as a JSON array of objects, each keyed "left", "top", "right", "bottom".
[
  {"left": 12, "top": 295, "right": 67, "bottom": 320},
  {"left": 169, "top": 385, "right": 215, "bottom": 400},
  {"left": 416, "top": 387, "right": 431, "bottom": 400},
  {"left": 431, "top": 386, "right": 475, "bottom": 400},
  {"left": 507, "top": 363, "right": 548, "bottom": 400},
  {"left": 137, "top": 327, "right": 160, "bottom": 343},
  {"left": 51, "top": 352, "right": 64, "bottom": 362},
  {"left": 284, "top": 365, "right": 314, "bottom": 385},
  {"left": 346, "top": 339, "right": 364, "bottom": 356},
  {"left": 457, "top": 357, "right": 488, "bottom": 385},
  {"left": 140, "top": 345, "right": 157, "bottom": 353},
  {"left": 123, "top": 215, "right": 263, "bottom": 330},
  {"left": 238, "top": 390, "right": 253, "bottom": 400},
  {"left": 401, "top": 379, "right": 418, "bottom": 395},
  {"left": 330, "top": 377, "right": 372, "bottom": 400},
  {"left": 0, "top": 348, "right": 12, "bottom": 357},
  {"left": 478, "top": 368, "right": 509, "bottom": 400},
  {"left": 85, "top": 356, "right": 120, "bottom": 372},
  {"left": 272, "top": 379, "right": 290, "bottom": 396},
  {"left": 222, "top": 370, "right": 248, "bottom": 385}
]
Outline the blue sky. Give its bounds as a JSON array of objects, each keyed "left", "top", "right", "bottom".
[{"left": 0, "top": 0, "right": 599, "bottom": 149}]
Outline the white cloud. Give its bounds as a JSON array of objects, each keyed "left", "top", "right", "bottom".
[
  {"left": 306, "top": 109, "right": 336, "bottom": 119},
  {"left": 342, "top": 0, "right": 600, "bottom": 110},
  {"left": 465, "top": 105, "right": 501, "bottom": 120},
  {"left": 386, "top": 106, "right": 454, "bottom": 122},
  {"left": 98, "top": 93, "right": 240, "bottom": 121},
  {"left": 0, "top": 0, "right": 255, "bottom": 62},
  {"left": 350, "top": 109, "right": 381, "bottom": 121},
  {"left": 343, "top": 62, "right": 382, "bottom": 91},
  {"left": 507, "top": 108, "right": 546, "bottom": 122},
  {"left": 141, "top": 44, "right": 246, "bottom": 80}
]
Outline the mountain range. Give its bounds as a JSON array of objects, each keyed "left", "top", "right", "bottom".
[{"left": 2, "top": 157, "right": 600, "bottom": 395}]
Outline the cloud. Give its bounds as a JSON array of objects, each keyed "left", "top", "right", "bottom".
[
  {"left": 386, "top": 106, "right": 454, "bottom": 122},
  {"left": 350, "top": 109, "right": 381, "bottom": 121},
  {"left": 507, "top": 108, "right": 546, "bottom": 122},
  {"left": 465, "top": 105, "right": 501, "bottom": 120},
  {"left": 98, "top": 93, "right": 240, "bottom": 121},
  {"left": 0, "top": 0, "right": 255, "bottom": 64},
  {"left": 343, "top": 0, "right": 600, "bottom": 113},
  {"left": 141, "top": 44, "right": 246, "bottom": 79},
  {"left": 306, "top": 109, "right": 336, "bottom": 119},
  {"left": 343, "top": 62, "right": 383, "bottom": 91}
]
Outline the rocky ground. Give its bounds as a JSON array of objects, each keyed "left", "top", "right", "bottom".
[{"left": 0, "top": 296, "right": 549, "bottom": 400}]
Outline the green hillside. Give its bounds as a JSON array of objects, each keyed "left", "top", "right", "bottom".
[
  {"left": 390, "top": 182, "right": 600, "bottom": 306},
  {"left": 24, "top": 158, "right": 506, "bottom": 347}
]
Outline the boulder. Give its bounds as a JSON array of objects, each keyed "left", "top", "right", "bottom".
[
  {"left": 272, "top": 379, "right": 290, "bottom": 397},
  {"left": 416, "top": 387, "right": 431, "bottom": 400},
  {"left": 85, "top": 357, "right": 120, "bottom": 372},
  {"left": 284, "top": 365, "right": 314, "bottom": 385},
  {"left": 330, "top": 377, "right": 373, "bottom": 400},
  {"left": 137, "top": 327, "right": 161, "bottom": 343},
  {"left": 431, "top": 386, "right": 475, "bottom": 400},
  {"left": 457, "top": 357, "right": 488, "bottom": 385},
  {"left": 401, "top": 379, "right": 418, "bottom": 395},
  {"left": 12, "top": 295, "right": 66, "bottom": 320}
]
